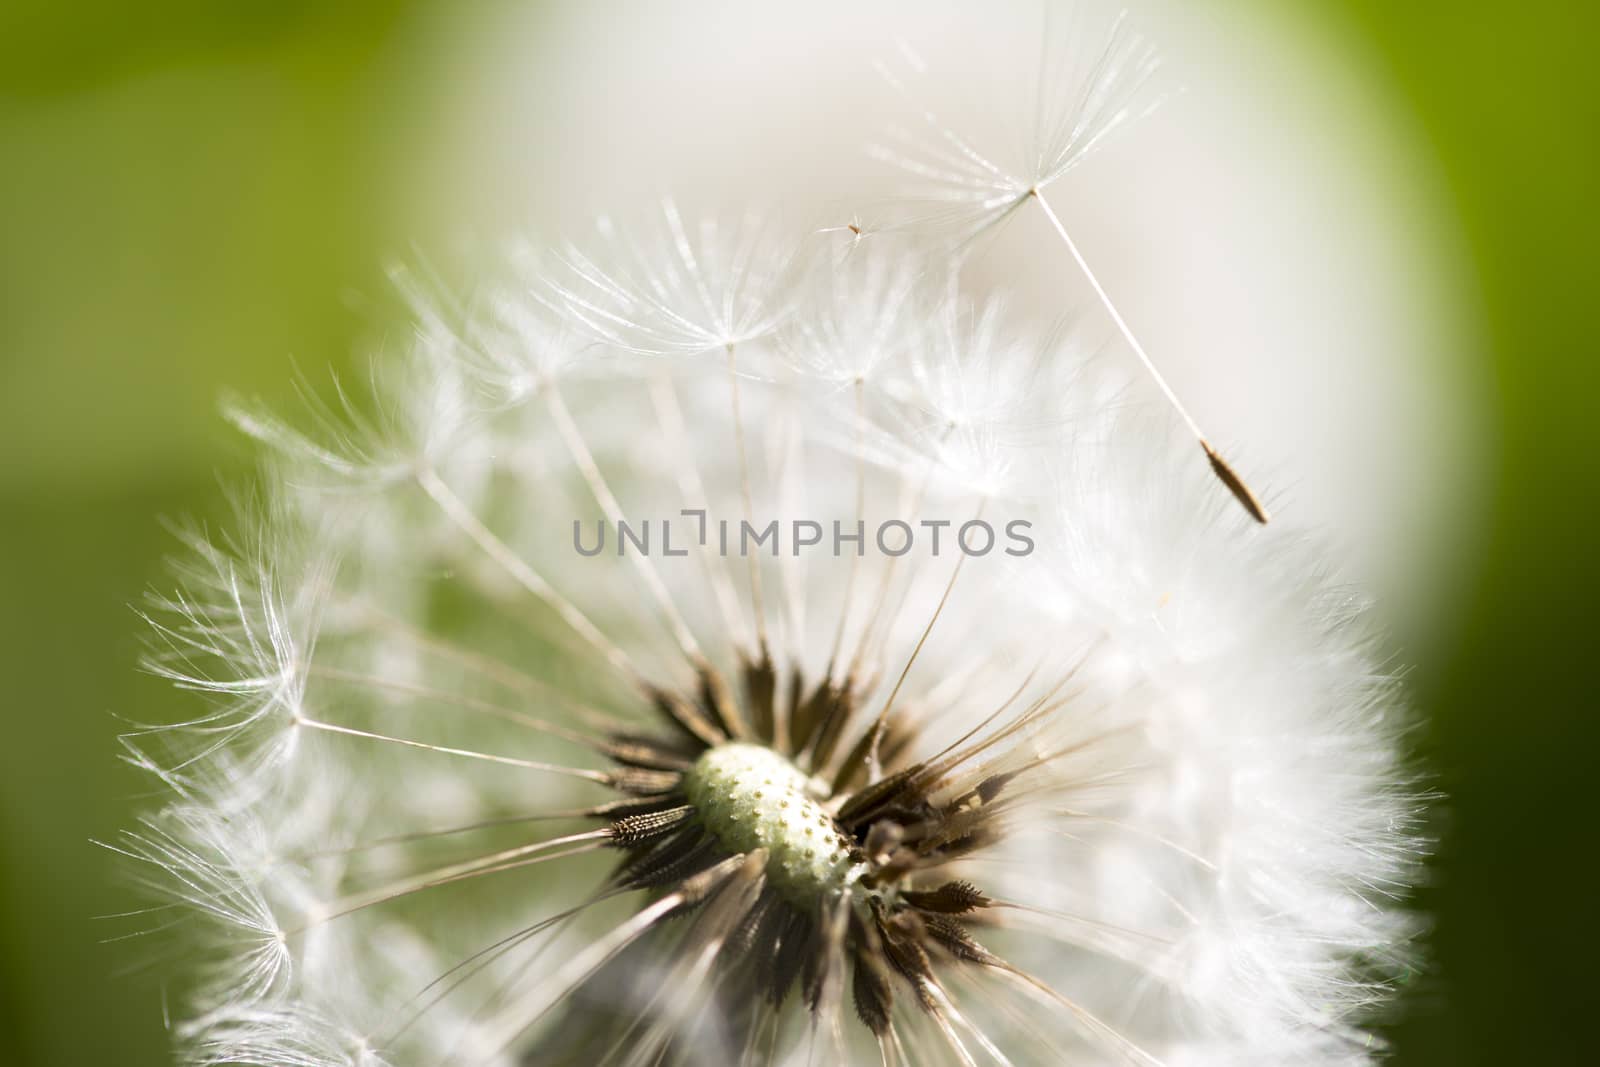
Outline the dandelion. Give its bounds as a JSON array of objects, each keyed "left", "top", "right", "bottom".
[{"left": 120, "top": 9, "right": 1425, "bottom": 1067}]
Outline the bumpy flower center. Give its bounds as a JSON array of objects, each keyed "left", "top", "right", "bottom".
[{"left": 683, "top": 742, "right": 861, "bottom": 904}]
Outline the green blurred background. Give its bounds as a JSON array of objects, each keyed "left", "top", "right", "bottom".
[{"left": 1, "top": 2, "right": 1593, "bottom": 1064}]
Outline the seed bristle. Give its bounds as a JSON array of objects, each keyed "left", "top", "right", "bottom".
[{"left": 902, "top": 880, "right": 990, "bottom": 914}]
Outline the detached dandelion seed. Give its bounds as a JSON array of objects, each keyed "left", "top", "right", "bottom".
[
  {"left": 872, "top": 8, "right": 1271, "bottom": 523},
  {"left": 119, "top": 11, "right": 1425, "bottom": 1067}
]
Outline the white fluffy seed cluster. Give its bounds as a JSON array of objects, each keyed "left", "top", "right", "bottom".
[
  {"left": 115, "top": 7, "right": 1431, "bottom": 1064},
  {"left": 683, "top": 744, "right": 860, "bottom": 904}
]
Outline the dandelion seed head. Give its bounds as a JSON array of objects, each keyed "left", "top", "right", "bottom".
[{"left": 123, "top": 13, "right": 1425, "bottom": 1066}]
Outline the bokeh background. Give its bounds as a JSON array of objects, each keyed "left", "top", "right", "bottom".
[{"left": 1, "top": 1, "right": 1592, "bottom": 1064}]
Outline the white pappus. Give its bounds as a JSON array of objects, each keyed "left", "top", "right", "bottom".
[{"left": 116, "top": 8, "right": 1427, "bottom": 1067}]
